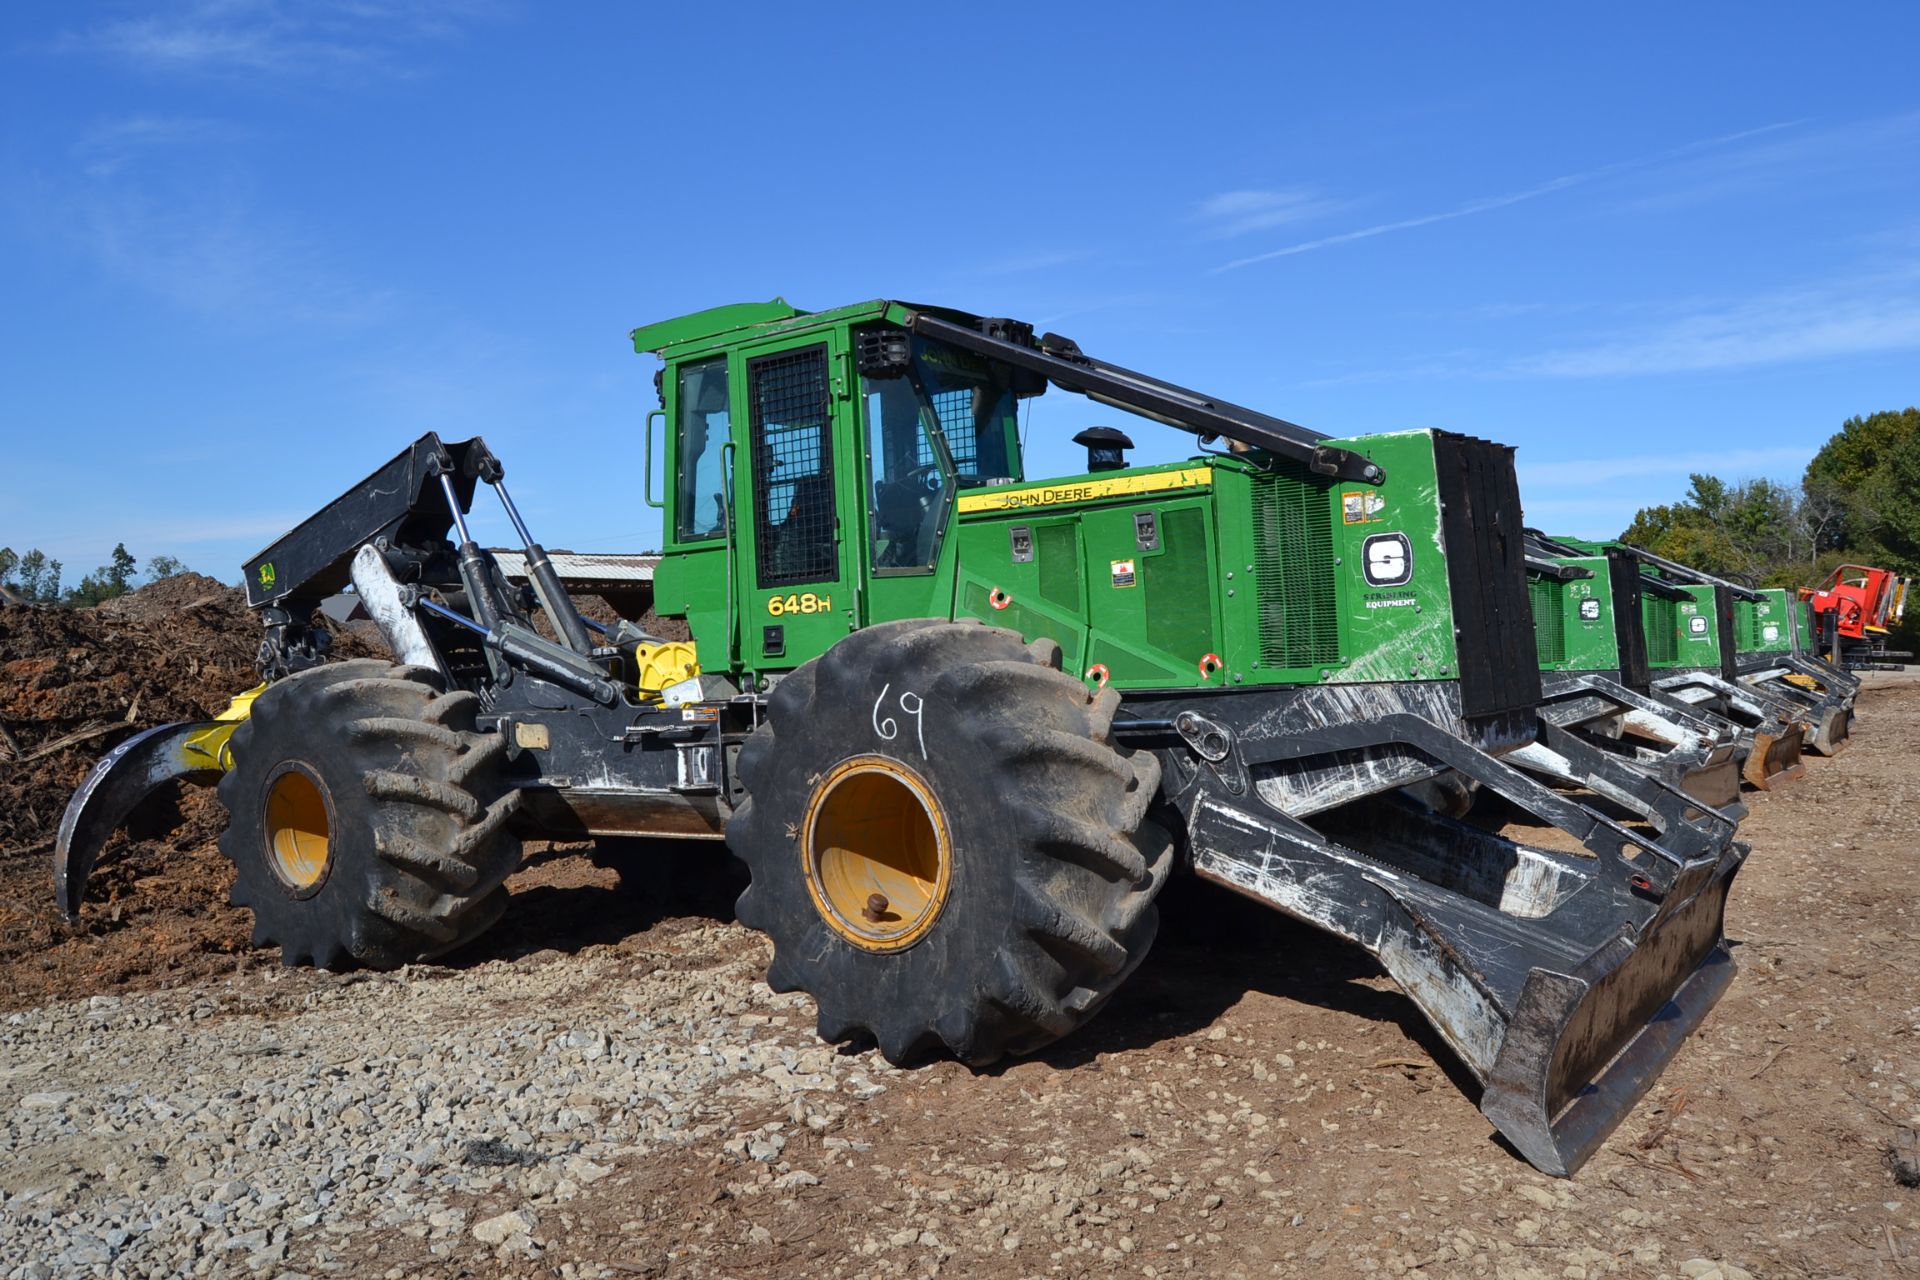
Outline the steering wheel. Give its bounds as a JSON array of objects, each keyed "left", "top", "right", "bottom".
[
  {"left": 875, "top": 464, "right": 944, "bottom": 539},
  {"left": 900, "top": 462, "right": 943, "bottom": 491}
]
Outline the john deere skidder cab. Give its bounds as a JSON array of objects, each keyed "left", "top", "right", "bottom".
[
  {"left": 1514, "top": 532, "right": 1746, "bottom": 815},
  {"left": 1555, "top": 539, "right": 1815, "bottom": 786},
  {"left": 1731, "top": 587, "right": 1858, "bottom": 750},
  {"left": 1780, "top": 589, "right": 1867, "bottom": 699},
  {"left": 1602, "top": 544, "right": 1851, "bottom": 760},
  {"left": 56, "top": 299, "right": 1744, "bottom": 1176}
]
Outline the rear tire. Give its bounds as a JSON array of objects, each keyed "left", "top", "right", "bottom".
[
  {"left": 728, "top": 619, "right": 1172, "bottom": 1065},
  {"left": 217, "top": 659, "right": 522, "bottom": 969}
]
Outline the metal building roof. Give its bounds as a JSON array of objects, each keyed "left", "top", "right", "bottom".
[{"left": 490, "top": 552, "right": 658, "bottom": 583}]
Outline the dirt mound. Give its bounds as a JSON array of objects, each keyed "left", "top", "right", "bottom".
[
  {"left": 525, "top": 592, "right": 693, "bottom": 645},
  {"left": 1, "top": 589, "right": 259, "bottom": 852},
  {"left": 0, "top": 576, "right": 394, "bottom": 1006},
  {"left": 0, "top": 787, "right": 252, "bottom": 1011},
  {"left": 0, "top": 579, "right": 385, "bottom": 853},
  {"left": 94, "top": 571, "right": 237, "bottom": 621}
]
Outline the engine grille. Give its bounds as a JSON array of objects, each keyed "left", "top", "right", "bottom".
[
  {"left": 1250, "top": 465, "right": 1340, "bottom": 669},
  {"left": 1529, "top": 577, "right": 1566, "bottom": 666},
  {"left": 1642, "top": 594, "right": 1679, "bottom": 665},
  {"left": 1145, "top": 506, "right": 1214, "bottom": 661}
]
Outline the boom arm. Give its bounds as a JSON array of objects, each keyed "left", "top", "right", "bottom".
[{"left": 905, "top": 310, "right": 1385, "bottom": 486}]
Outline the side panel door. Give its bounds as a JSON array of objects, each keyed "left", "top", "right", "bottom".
[{"left": 736, "top": 333, "right": 858, "bottom": 670}]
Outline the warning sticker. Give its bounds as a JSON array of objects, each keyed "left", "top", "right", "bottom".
[
  {"left": 1110, "top": 559, "right": 1137, "bottom": 588},
  {"left": 1579, "top": 599, "right": 1602, "bottom": 621},
  {"left": 1342, "top": 492, "right": 1386, "bottom": 525}
]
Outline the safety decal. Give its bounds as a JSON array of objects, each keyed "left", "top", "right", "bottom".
[
  {"left": 1579, "top": 599, "right": 1602, "bottom": 621},
  {"left": 1110, "top": 559, "right": 1137, "bottom": 588},
  {"left": 1688, "top": 616, "right": 1709, "bottom": 635},
  {"left": 1361, "top": 533, "right": 1413, "bottom": 587},
  {"left": 1342, "top": 492, "right": 1386, "bottom": 525}
]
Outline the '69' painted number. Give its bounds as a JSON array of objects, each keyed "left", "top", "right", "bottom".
[{"left": 871, "top": 683, "right": 928, "bottom": 760}]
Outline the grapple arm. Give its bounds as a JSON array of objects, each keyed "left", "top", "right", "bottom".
[{"left": 53, "top": 688, "right": 261, "bottom": 920}]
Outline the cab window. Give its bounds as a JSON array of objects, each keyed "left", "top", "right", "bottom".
[
  {"left": 864, "top": 376, "right": 947, "bottom": 573},
  {"left": 911, "top": 338, "right": 1019, "bottom": 485},
  {"left": 748, "top": 346, "right": 838, "bottom": 588},
  {"left": 674, "top": 357, "right": 731, "bottom": 542}
]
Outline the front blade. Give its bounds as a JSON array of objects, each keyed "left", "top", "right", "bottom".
[
  {"left": 1479, "top": 849, "right": 1741, "bottom": 1175},
  {"left": 1673, "top": 747, "right": 1742, "bottom": 813},
  {"left": 1804, "top": 705, "right": 1852, "bottom": 757},
  {"left": 54, "top": 722, "right": 222, "bottom": 920},
  {"left": 1189, "top": 759, "right": 1745, "bottom": 1177},
  {"left": 1740, "top": 724, "right": 1806, "bottom": 790}
]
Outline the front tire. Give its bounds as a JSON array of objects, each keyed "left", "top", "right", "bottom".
[
  {"left": 728, "top": 620, "right": 1172, "bottom": 1065},
  {"left": 217, "top": 660, "right": 522, "bottom": 968}
]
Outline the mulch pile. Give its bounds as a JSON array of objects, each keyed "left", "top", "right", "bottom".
[
  {"left": 0, "top": 574, "right": 684, "bottom": 1007},
  {"left": 0, "top": 574, "right": 386, "bottom": 852},
  {"left": 1, "top": 574, "right": 261, "bottom": 852},
  {"left": 0, "top": 575, "right": 399, "bottom": 1006}
]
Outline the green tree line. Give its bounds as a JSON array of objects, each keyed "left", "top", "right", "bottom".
[
  {"left": 0, "top": 544, "right": 188, "bottom": 607},
  {"left": 1619, "top": 407, "right": 1919, "bottom": 640}
]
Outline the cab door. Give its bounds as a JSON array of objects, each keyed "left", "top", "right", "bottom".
[{"left": 736, "top": 331, "right": 859, "bottom": 671}]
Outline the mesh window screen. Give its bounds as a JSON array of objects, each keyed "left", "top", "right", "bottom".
[
  {"left": 928, "top": 388, "right": 979, "bottom": 473},
  {"left": 750, "top": 347, "right": 838, "bottom": 588}
]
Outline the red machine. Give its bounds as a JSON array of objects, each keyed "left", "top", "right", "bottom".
[{"left": 1800, "top": 564, "right": 1911, "bottom": 667}]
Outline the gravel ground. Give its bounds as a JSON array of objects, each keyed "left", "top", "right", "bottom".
[
  {"left": 3, "top": 675, "right": 1916, "bottom": 1279},
  {"left": 1, "top": 914, "right": 864, "bottom": 1279}
]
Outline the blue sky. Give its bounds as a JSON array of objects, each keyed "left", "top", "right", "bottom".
[{"left": 3, "top": 3, "right": 1917, "bottom": 583}]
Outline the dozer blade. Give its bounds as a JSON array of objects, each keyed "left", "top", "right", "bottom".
[
  {"left": 1673, "top": 748, "right": 1743, "bottom": 813},
  {"left": 1763, "top": 693, "right": 1850, "bottom": 758},
  {"left": 54, "top": 720, "right": 224, "bottom": 920},
  {"left": 1192, "top": 713, "right": 1744, "bottom": 1176},
  {"left": 1654, "top": 674, "right": 1810, "bottom": 791},
  {"left": 1737, "top": 664, "right": 1853, "bottom": 756},
  {"left": 1807, "top": 704, "right": 1851, "bottom": 756},
  {"left": 1534, "top": 674, "right": 1747, "bottom": 819},
  {"left": 1739, "top": 723, "right": 1806, "bottom": 790}
]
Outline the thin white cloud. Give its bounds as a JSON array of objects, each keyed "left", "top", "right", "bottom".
[
  {"left": 1511, "top": 282, "right": 1920, "bottom": 378},
  {"left": 1217, "top": 120, "right": 1803, "bottom": 271},
  {"left": 58, "top": 0, "right": 501, "bottom": 79},
  {"left": 1520, "top": 446, "right": 1815, "bottom": 488},
  {"left": 71, "top": 177, "right": 397, "bottom": 324},
  {"left": 1607, "top": 111, "right": 1920, "bottom": 217},
  {"left": 1, "top": 156, "right": 397, "bottom": 325},
  {"left": 1193, "top": 188, "right": 1346, "bottom": 239},
  {"left": 73, "top": 114, "right": 243, "bottom": 177},
  {"left": 1303, "top": 268, "right": 1920, "bottom": 385},
  {"left": 969, "top": 249, "right": 1095, "bottom": 276}
]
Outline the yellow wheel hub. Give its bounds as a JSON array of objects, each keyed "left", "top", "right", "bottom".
[
  {"left": 264, "top": 766, "right": 332, "bottom": 894},
  {"left": 802, "top": 756, "right": 952, "bottom": 952}
]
